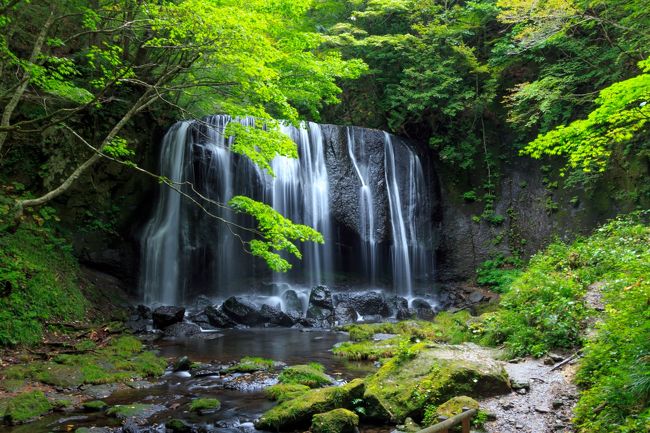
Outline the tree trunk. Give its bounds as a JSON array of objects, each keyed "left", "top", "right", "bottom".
[{"left": 0, "top": 9, "right": 54, "bottom": 158}]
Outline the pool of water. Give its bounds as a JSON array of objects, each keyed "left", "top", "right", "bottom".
[{"left": 1, "top": 329, "right": 377, "bottom": 433}]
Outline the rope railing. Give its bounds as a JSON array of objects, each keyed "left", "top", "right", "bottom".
[{"left": 416, "top": 407, "right": 477, "bottom": 433}]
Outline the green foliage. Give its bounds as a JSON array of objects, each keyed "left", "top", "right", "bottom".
[
  {"left": 226, "top": 122, "right": 297, "bottom": 176},
  {"left": 265, "top": 384, "right": 311, "bottom": 403},
  {"left": 484, "top": 213, "right": 649, "bottom": 362},
  {"left": 228, "top": 195, "right": 324, "bottom": 272},
  {"left": 476, "top": 255, "right": 523, "bottom": 293},
  {"left": 523, "top": 58, "right": 650, "bottom": 174},
  {"left": 0, "top": 224, "right": 87, "bottom": 346},
  {"left": 189, "top": 398, "right": 221, "bottom": 412}
]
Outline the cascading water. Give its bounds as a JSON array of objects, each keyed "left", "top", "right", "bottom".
[
  {"left": 384, "top": 132, "right": 413, "bottom": 297},
  {"left": 346, "top": 127, "right": 378, "bottom": 287},
  {"left": 140, "top": 115, "right": 436, "bottom": 305}
]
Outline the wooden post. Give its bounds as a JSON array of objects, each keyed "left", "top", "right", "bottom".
[{"left": 416, "top": 408, "right": 477, "bottom": 433}]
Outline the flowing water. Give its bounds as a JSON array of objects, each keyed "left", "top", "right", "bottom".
[
  {"left": 140, "top": 115, "right": 435, "bottom": 305},
  {"left": 0, "top": 330, "right": 373, "bottom": 433}
]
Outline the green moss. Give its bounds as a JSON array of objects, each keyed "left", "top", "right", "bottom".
[
  {"left": 82, "top": 400, "right": 108, "bottom": 411},
  {"left": 0, "top": 379, "right": 26, "bottom": 393},
  {"left": 0, "top": 336, "right": 166, "bottom": 388},
  {"left": 0, "top": 225, "right": 88, "bottom": 346},
  {"left": 434, "top": 396, "right": 479, "bottom": 419},
  {"left": 278, "top": 363, "right": 333, "bottom": 388},
  {"left": 363, "top": 346, "right": 509, "bottom": 423},
  {"left": 333, "top": 339, "right": 400, "bottom": 361},
  {"left": 189, "top": 398, "right": 220, "bottom": 412},
  {"left": 1, "top": 391, "right": 52, "bottom": 424},
  {"left": 166, "top": 419, "right": 192, "bottom": 432},
  {"left": 255, "top": 378, "right": 365, "bottom": 431},
  {"left": 227, "top": 356, "right": 275, "bottom": 373},
  {"left": 265, "top": 384, "right": 311, "bottom": 402},
  {"left": 311, "top": 408, "right": 359, "bottom": 433}
]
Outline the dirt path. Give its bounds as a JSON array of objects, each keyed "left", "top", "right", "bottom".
[{"left": 481, "top": 356, "right": 578, "bottom": 433}]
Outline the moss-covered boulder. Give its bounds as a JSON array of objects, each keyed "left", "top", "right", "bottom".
[
  {"left": 227, "top": 356, "right": 275, "bottom": 373},
  {"left": 363, "top": 344, "right": 509, "bottom": 422},
  {"left": 189, "top": 398, "right": 220, "bottom": 413},
  {"left": 82, "top": 400, "right": 108, "bottom": 412},
  {"left": 106, "top": 403, "right": 165, "bottom": 422},
  {"left": 278, "top": 363, "right": 335, "bottom": 388},
  {"left": 311, "top": 408, "right": 359, "bottom": 433},
  {"left": 435, "top": 396, "right": 479, "bottom": 418},
  {"left": 265, "top": 384, "right": 311, "bottom": 402},
  {"left": 255, "top": 378, "right": 365, "bottom": 431},
  {"left": 1, "top": 391, "right": 52, "bottom": 424}
]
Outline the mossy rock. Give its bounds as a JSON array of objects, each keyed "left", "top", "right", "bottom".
[
  {"left": 82, "top": 400, "right": 108, "bottom": 411},
  {"left": 255, "top": 379, "right": 365, "bottom": 431},
  {"left": 227, "top": 356, "right": 275, "bottom": 373},
  {"left": 0, "top": 379, "right": 27, "bottom": 393},
  {"left": 106, "top": 403, "right": 164, "bottom": 420},
  {"left": 278, "top": 363, "right": 334, "bottom": 388},
  {"left": 311, "top": 408, "right": 359, "bottom": 433},
  {"left": 1, "top": 391, "right": 52, "bottom": 424},
  {"left": 265, "top": 384, "right": 311, "bottom": 402},
  {"left": 189, "top": 398, "right": 220, "bottom": 413},
  {"left": 435, "top": 396, "right": 479, "bottom": 418},
  {"left": 363, "top": 344, "right": 509, "bottom": 422},
  {"left": 166, "top": 418, "right": 192, "bottom": 432}
]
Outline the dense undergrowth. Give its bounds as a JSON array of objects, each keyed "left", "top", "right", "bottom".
[
  {"left": 0, "top": 223, "right": 88, "bottom": 346},
  {"left": 483, "top": 211, "right": 650, "bottom": 432}
]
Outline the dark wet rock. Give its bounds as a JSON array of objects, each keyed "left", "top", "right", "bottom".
[
  {"left": 468, "top": 291, "right": 485, "bottom": 303},
  {"left": 414, "top": 308, "right": 434, "bottom": 321},
  {"left": 125, "top": 319, "right": 149, "bottom": 334},
  {"left": 152, "top": 306, "right": 185, "bottom": 329},
  {"left": 309, "top": 285, "right": 333, "bottom": 309},
  {"left": 136, "top": 305, "right": 152, "bottom": 319},
  {"left": 122, "top": 420, "right": 141, "bottom": 433},
  {"left": 222, "top": 371, "right": 278, "bottom": 392},
  {"left": 307, "top": 286, "right": 334, "bottom": 327},
  {"left": 385, "top": 296, "right": 409, "bottom": 316},
  {"left": 281, "top": 290, "right": 303, "bottom": 316},
  {"left": 204, "top": 305, "right": 237, "bottom": 328},
  {"left": 348, "top": 292, "right": 390, "bottom": 317},
  {"left": 396, "top": 308, "right": 415, "bottom": 320},
  {"left": 221, "top": 296, "right": 263, "bottom": 326},
  {"left": 260, "top": 304, "right": 295, "bottom": 327},
  {"left": 107, "top": 403, "right": 165, "bottom": 424},
  {"left": 164, "top": 322, "right": 202, "bottom": 338},
  {"left": 190, "top": 362, "right": 224, "bottom": 377},
  {"left": 193, "top": 295, "right": 213, "bottom": 311},
  {"left": 411, "top": 298, "right": 431, "bottom": 310},
  {"left": 187, "top": 311, "right": 217, "bottom": 330},
  {"left": 173, "top": 356, "right": 192, "bottom": 372},
  {"left": 81, "top": 384, "right": 120, "bottom": 399},
  {"left": 126, "top": 381, "right": 155, "bottom": 390},
  {"left": 334, "top": 304, "right": 357, "bottom": 325}
]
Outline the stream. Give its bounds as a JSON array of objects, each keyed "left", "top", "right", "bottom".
[{"left": 1, "top": 329, "right": 377, "bottom": 433}]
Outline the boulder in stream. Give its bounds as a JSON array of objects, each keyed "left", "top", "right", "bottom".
[
  {"left": 221, "top": 296, "right": 263, "bottom": 326},
  {"left": 152, "top": 306, "right": 185, "bottom": 329},
  {"left": 307, "top": 286, "right": 334, "bottom": 327},
  {"left": 260, "top": 304, "right": 295, "bottom": 327},
  {"left": 348, "top": 292, "right": 390, "bottom": 317},
  {"left": 363, "top": 343, "right": 510, "bottom": 422},
  {"left": 204, "top": 305, "right": 238, "bottom": 328},
  {"left": 334, "top": 303, "right": 357, "bottom": 325},
  {"left": 164, "top": 322, "right": 202, "bottom": 338}
]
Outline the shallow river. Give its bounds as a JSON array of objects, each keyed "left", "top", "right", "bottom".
[{"left": 1, "top": 329, "right": 379, "bottom": 433}]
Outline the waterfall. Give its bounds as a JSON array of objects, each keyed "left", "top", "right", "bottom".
[
  {"left": 383, "top": 132, "right": 413, "bottom": 297},
  {"left": 346, "top": 127, "right": 378, "bottom": 287},
  {"left": 140, "top": 116, "right": 435, "bottom": 305}
]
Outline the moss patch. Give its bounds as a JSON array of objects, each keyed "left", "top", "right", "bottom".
[
  {"left": 227, "top": 356, "right": 275, "bottom": 373},
  {"left": 363, "top": 345, "right": 509, "bottom": 423},
  {"left": 2, "top": 336, "right": 166, "bottom": 388},
  {"left": 0, "top": 225, "right": 89, "bottom": 346},
  {"left": 82, "top": 400, "right": 108, "bottom": 411},
  {"left": 278, "top": 363, "right": 334, "bottom": 388},
  {"left": 189, "top": 398, "right": 220, "bottom": 413},
  {"left": 332, "top": 338, "right": 400, "bottom": 361},
  {"left": 255, "top": 378, "right": 365, "bottom": 431},
  {"left": 0, "top": 390, "right": 52, "bottom": 424},
  {"left": 265, "top": 384, "right": 311, "bottom": 402},
  {"left": 106, "top": 403, "right": 163, "bottom": 420},
  {"left": 311, "top": 408, "right": 359, "bottom": 433}
]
